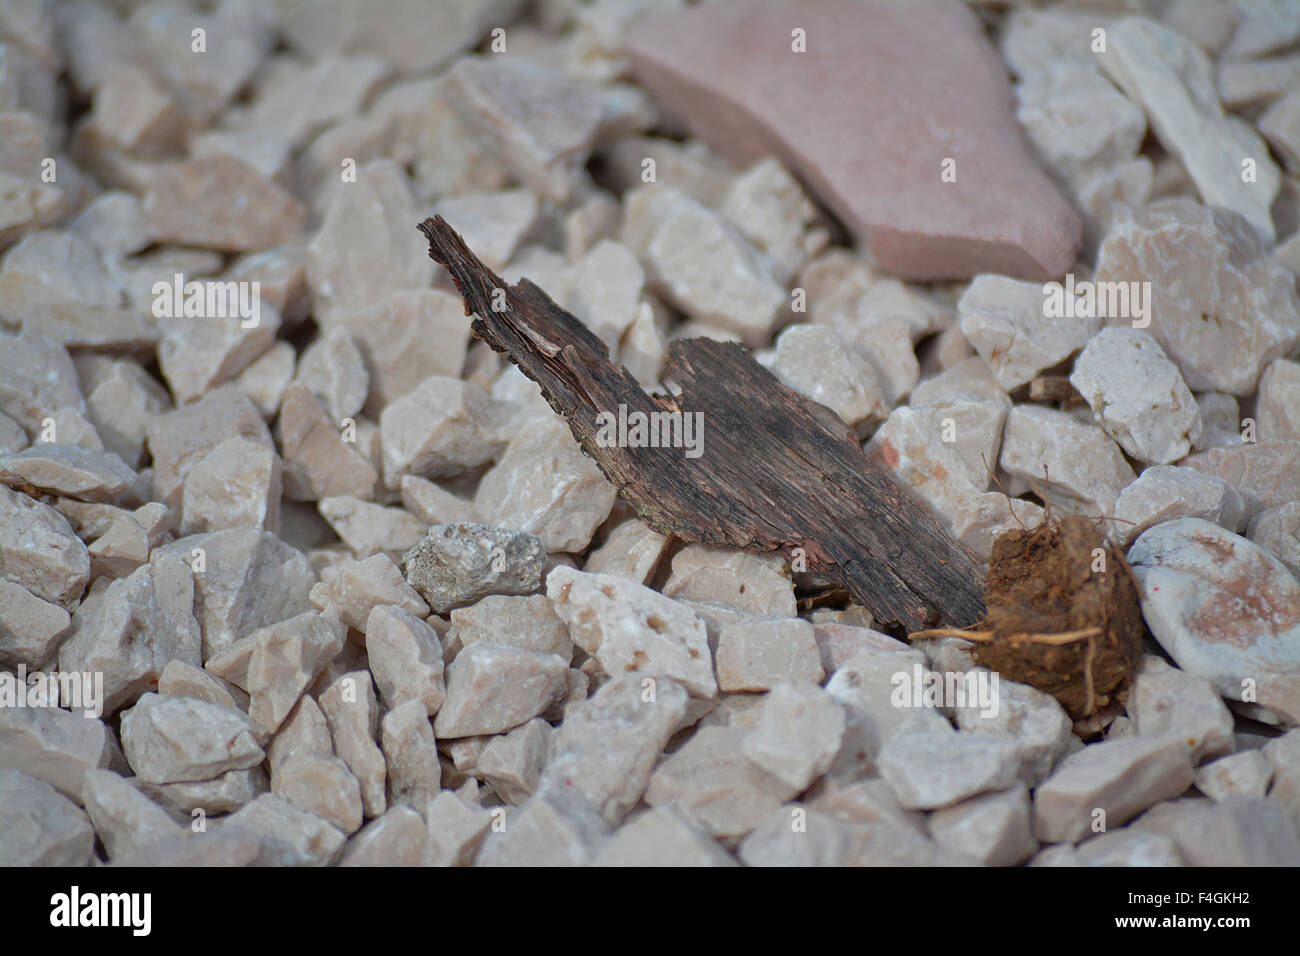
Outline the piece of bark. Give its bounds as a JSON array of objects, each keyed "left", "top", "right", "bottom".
[{"left": 418, "top": 216, "right": 986, "bottom": 632}]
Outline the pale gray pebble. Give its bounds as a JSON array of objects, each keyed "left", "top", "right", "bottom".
[{"left": 401, "top": 522, "right": 546, "bottom": 614}]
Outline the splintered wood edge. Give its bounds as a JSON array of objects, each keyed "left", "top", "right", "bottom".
[{"left": 418, "top": 215, "right": 987, "bottom": 631}]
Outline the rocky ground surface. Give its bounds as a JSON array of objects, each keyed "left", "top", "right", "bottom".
[{"left": 3, "top": 0, "right": 1300, "bottom": 866}]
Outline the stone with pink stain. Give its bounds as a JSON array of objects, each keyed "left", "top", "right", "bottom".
[{"left": 1128, "top": 518, "right": 1300, "bottom": 727}]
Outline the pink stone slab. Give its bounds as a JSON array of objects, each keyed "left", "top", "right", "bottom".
[{"left": 626, "top": 0, "right": 1082, "bottom": 281}]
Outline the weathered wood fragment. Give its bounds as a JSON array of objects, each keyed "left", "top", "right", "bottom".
[{"left": 419, "top": 215, "right": 986, "bottom": 632}]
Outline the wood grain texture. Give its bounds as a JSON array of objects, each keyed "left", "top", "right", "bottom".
[{"left": 420, "top": 215, "right": 987, "bottom": 632}]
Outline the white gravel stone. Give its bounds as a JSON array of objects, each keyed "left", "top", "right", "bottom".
[
  {"left": 157, "top": 302, "right": 281, "bottom": 406},
  {"left": 1217, "top": 51, "right": 1300, "bottom": 110},
  {"left": 80, "top": 768, "right": 180, "bottom": 862},
  {"left": 447, "top": 593, "right": 573, "bottom": 663},
  {"left": 1112, "top": 465, "right": 1244, "bottom": 544},
  {"left": 1069, "top": 327, "right": 1202, "bottom": 464},
  {"left": 804, "top": 776, "right": 928, "bottom": 834},
  {"left": 337, "top": 806, "right": 427, "bottom": 866},
  {"left": 0, "top": 579, "right": 70, "bottom": 669},
  {"left": 1248, "top": 501, "right": 1300, "bottom": 579},
  {"left": 1130, "top": 655, "right": 1234, "bottom": 762},
  {"left": 443, "top": 56, "right": 604, "bottom": 204},
  {"left": 1262, "top": 88, "right": 1300, "bottom": 175},
  {"left": 563, "top": 189, "right": 620, "bottom": 262},
  {"left": 1033, "top": 735, "right": 1195, "bottom": 844},
  {"left": 306, "top": 159, "right": 433, "bottom": 325},
  {"left": 1181, "top": 441, "right": 1300, "bottom": 519},
  {"left": 436, "top": 187, "right": 539, "bottom": 270},
  {"left": 222, "top": 793, "right": 346, "bottom": 866},
  {"left": 365, "top": 604, "right": 446, "bottom": 715},
  {"left": 1015, "top": 61, "right": 1146, "bottom": 188},
  {"left": 928, "top": 785, "right": 1037, "bottom": 866},
  {"left": 0, "top": 444, "right": 135, "bottom": 501},
  {"left": 715, "top": 618, "right": 823, "bottom": 693},
  {"left": 0, "top": 484, "right": 89, "bottom": 607},
  {"left": 58, "top": 555, "right": 202, "bottom": 715},
  {"left": 547, "top": 566, "right": 717, "bottom": 698},
  {"left": 379, "top": 376, "right": 505, "bottom": 486},
  {"left": 153, "top": 528, "right": 314, "bottom": 658},
  {"left": 319, "top": 670, "right": 387, "bottom": 818},
  {"left": 145, "top": 385, "right": 273, "bottom": 508},
  {"left": 955, "top": 676, "right": 1076, "bottom": 787},
  {"left": 180, "top": 436, "right": 282, "bottom": 535},
  {"left": 107, "top": 829, "right": 263, "bottom": 867},
  {"left": 1258, "top": 357, "right": 1300, "bottom": 442},
  {"left": 293, "top": 327, "right": 369, "bottom": 424},
  {"left": 1033, "top": 828, "right": 1184, "bottom": 866},
  {"left": 88, "top": 511, "right": 153, "bottom": 580},
  {"left": 999, "top": 404, "right": 1135, "bottom": 515},
  {"left": 380, "top": 700, "right": 441, "bottom": 812},
  {"left": 593, "top": 805, "right": 737, "bottom": 866},
  {"left": 950, "top": 492, "right": 1048, "bottom": 561},
  {"left": 958, "top": 273, "right": 1099, "bottom": 391},
  {"left": 159, "top": 660, "right": 247, "bottom": 713},
  {"left": 1094, "top": 201, "right": 1300, "bottom": 395},
  {"left": 771, "top": 324, "right": 887, "bottom": 435},
  {"left": 812, "top": 622, "right": 902, "bottom": 675},
  {"left": 434, "top": 642, "right": 568, "bottom": 738},
  {"left": 271, "top": 750, "right": 363, "bottom": 835},
  {"left": 476, "top": 788, "right": 611, "bottom": 867},
  {"left": 741, "top": 683, "right": 845, "bottom": 792},
  {"left": 121, "top": 692, "right": 264, "bottom": 785},
  {"left": 1129, "top": 518, "right": 1300, "bottom": 726},
  {"left": 139, "top": 766, "right": 268, "bottom": 817},
  {"left": 246, "top": 609, "right": 346, "bottom": 736},
  {"left": 722, "top": 157, "right": 819, "bottom": 286},
  {"left": 0, "top": 331, "right": 84, "bottom": 430},
  {"left": 0, "top": 769, "right": 95, "bottom": 866},
  {"left": 266, "top": 696, "right": 334, "bottom": 776},
  {"left": 662, "top": 546, "right": 796, "bottom": 619},
  {"left": 866, "top": 398, "right": 1009, "bottom": 525},
  {"left": 318, "top": 496, "right": 424, "bottom": 558},
  {"left": 624, "top": 186, "right": 785, "bottom": 347},
  {"left": 232, "top": 338, "right": 296, "bottom": 420},
  {"left": 824, "top": 647, "right": 953, "bottom": 778},
  {"left": 423, "top": 790, "right": 494, "bottom": 866},
  {"left": 1097, "top": 18, "right": 1279, "bottom": 240},
  {"left": 644, "top": 725, "right": 799, "bottom": 841},
  {"left": 338, "top": 289, "right": 473, "bottom": 416},
  {"left": 1265, "top": 729, "right": 1300, "bottom": 824},
  {"left": 477, "top": 716, "right": 549, "bottom": 806},
  {"left": 1130, "top": 795, "right": 1300, "bottom": 866},
  {"left": 277, "top": 382, "right": 381, "bottom": 501},
  {"left": 399, "top": 475, "right": 477, "bottom": 526},
  {"left": 878, "top": 731, "right": 1022, "bottom": 811},
  {"left": 583, "top": 520, "right": 668, "bottom": 585},
  {"left": 737, "top": 805, "right": 862, "bottom": 867},
  {"left": 539, "top": 672, "right": 688, "bottom": 824},
  {"left": 1195, "top": 750, "right": 1273, "bottom": 802},
  {"left": 564, "top": 238, "right": 645, "bottom": 353},
  {"left": 474, "top": 417, "right": 616, "bottom": 554},
  {"left": 310, "top": 553, "right": 428, "bottom": 630},
  {"left": 0, "top": 705, "right": 115, "bottom": 804}
]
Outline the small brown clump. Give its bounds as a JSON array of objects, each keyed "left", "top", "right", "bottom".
[
  {"left": 912, "top": 513, "right": 1146, "bottom": 719},
  {"left": 974, "top": 514, "right": 1145, "bottom": 719}
]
